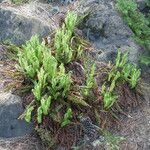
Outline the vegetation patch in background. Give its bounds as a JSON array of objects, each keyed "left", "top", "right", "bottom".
[{"left": 116, "top": 0, "right": 150, "bottom": 65}]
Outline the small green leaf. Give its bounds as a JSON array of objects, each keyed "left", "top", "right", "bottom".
[
  {"left": 37, "top": 107, "right": 43, "bottom": 124},
  {"left": 61, "top": 108, "right": 72, "bottom": 127},
  {"left": 25, "top": 106, "right": 34, "bottom": 123}
]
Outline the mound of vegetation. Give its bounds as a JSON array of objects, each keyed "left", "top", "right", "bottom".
[{"left": 14, "top": 11, "right": 141, "bottom": 149}]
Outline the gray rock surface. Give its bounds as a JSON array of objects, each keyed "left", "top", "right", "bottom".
[
  {"left": 0, "top": 93, "right": 33, "bottom": 138},
  {"left": 47, "top": 0, "right": 76, "bottom": 4},
  {"left": 0, "top": 2, "right": 55, "bottom": 45},
  {"left": 0, "top": 0, "right": 11, "bottom": 3},
  {"left": 76, "top": 117, "right": 105, "bottom": 150},
  {"left": 136, "top": 0, "right": 147, "bottom": 10},
  {"left": 0, "top": 135, "right": 43, "bottom": 150},
  {"left": 78, "top": 0, "right": 142, "bottom": 65},
  {"left": 59, "top": 0, "right": 76, "bottom": 5},
  {"left": 80, "top": 117, "right": 104, "bottom": 142},
  {"left": 0, "top": 45, "right": 7, "bottom": 61},
  {"left": 136, "top": 0, "right": 150, "bottom": 14}
]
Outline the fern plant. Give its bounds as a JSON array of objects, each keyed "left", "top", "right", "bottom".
[
  {"left": 129, "top": 65, "right": 141, "bottom": 88},
  {"left": 32, "top": 68, "right": 47, "bottom": 101},
  {"left": 61, "top": 108, "right": 73, "bottom": 127},
  {"left": 17, "top": 35, "right": 45, "bottom": 78},
  {"left": 82, "top": 63, "right": 96, "bottom": 96},
  {"left": 54, "top": 11, "right": 82, "bottom": 64},
  {"left": 43, "top": 50, "right": 57, "bottom": 80},
  {"left": 115, "top": 50, "right": 128, "bottom": 68},
  {"left": 65, "top": 11, "right": 78, "bottom": 36},
  {"left": 140, "top": 55, "right": 150, "bottom": 66},
  {"left": 109, "top": 71, "right": 121, "bottom": 92},
  {"left": 55, "top": 25, "right": 73, "bottom": 64},
  {"left": 25, "top": 106, "right": 34, "bottom": 123},
  {"left": 101, "top": 84, "right": 118, "bottom": 109},
  {"left": 146, "top": 0, "right": 150, "bottom": 7},
  {"left": 37, "top": 95, "right": 51, "bottom": 124},
  {"left": 47, "top": 63, "right": 72, "bottom": 99},
  {"left": 41, "top": 95, "right": 51, "bottom": 115},
  {"left": 116, "top": 0, "right": 150, "bottom": 42},
  {"left": 114, "top": 50, "right": 141, "bottom": 88}
]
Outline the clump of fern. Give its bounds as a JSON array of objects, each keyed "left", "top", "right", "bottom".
[
  {"left": 115, "top": 50, "right": 141, "bottom": 88},
  {"left": 17, "top": 35, "right": 72, "bottom": 124},
  {"left": 17, "top": 11, "right": 89, "bottom": 127},
  {"left": 101, "top": 50, "right": 141, "bottom": 109},
  {"left": 82, "top": 63, "right": 96, "bottom": 96}
]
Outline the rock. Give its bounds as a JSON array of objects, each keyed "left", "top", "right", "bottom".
[
  {"left": 0, "top": 45, "right": 8, "bottom": 61},
  {"left": 80, "top": 117, "right": 104, "bottom": 142},
  {"left": 136, "top": 0, "right": 150, "bottom": 14},
  {"left": 0, "top": 135, "right": 43, "bottom": 150},
  {"left": 60, "top": 0, "right": 76, "bottom": 5},
  {"left": 78, "top": 0, "right": 142, "bottom": 65},
  {"left": 47, "top": 0, "right": 76, "bottom": 4},
  {"left": 0, "top": 93, "right": 33, "bottom": 138},
  {"left": 0, "top": 2, "right": 55, "bottom": 45},
  {"left": 0, "top": 0, "right": 11, "bottom": 4},
  {"left": 136, "top": 0, "right": 147, "bottom": 10},
  {"left": 78, "top": 117, "right": 105, "bottom": 150}
]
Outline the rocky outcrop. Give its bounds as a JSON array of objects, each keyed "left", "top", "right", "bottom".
[
  {"left": 0, "top": 2, "right": 56, "bottom": 45},
  {"left": 78, "top": 0, "right": 142, "bottom": 65}
]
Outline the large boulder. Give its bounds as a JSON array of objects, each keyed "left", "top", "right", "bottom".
[
  {"left": 0, "top": 2, "right": 55, "bottom": 45},
  {"left": 78, "top": 0, "right": 142, "bottom": 65},
  {"left": 0, "top": 93, "right": 33, "bottom": 138}
]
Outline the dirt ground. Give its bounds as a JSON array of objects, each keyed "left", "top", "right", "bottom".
[{"left": 118, "top": 77, "right": 150, "bottom": 150}]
